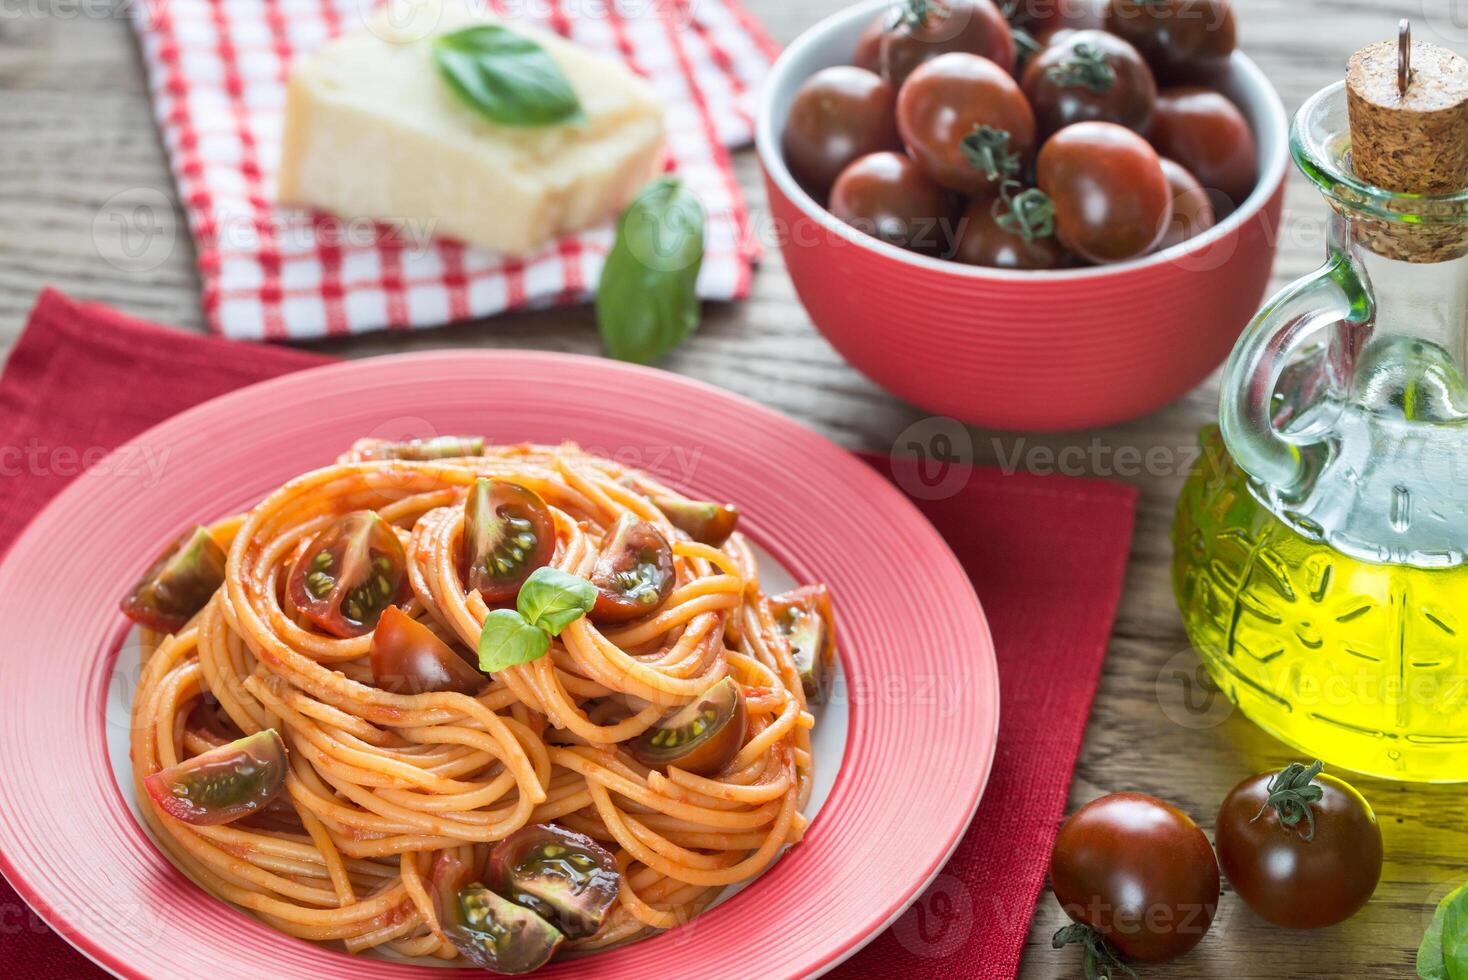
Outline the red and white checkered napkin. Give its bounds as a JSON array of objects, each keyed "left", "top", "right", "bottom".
[{"left": 129, "top": 0, "right": 778, "bottom": 341}]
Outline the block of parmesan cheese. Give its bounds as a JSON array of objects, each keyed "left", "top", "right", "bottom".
[{"left": 278, "top": 2, "right": 666, "bottom": 257}]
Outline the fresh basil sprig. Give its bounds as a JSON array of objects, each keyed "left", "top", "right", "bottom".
[
  {"left": 432, "top": 25, "right": 583, "bottom": 127},
  {"left": 596, "top": 177, "right": 706, "bottom": 364},
  {"left": 1419, "top": 883, "right": 1468, "bottom": 979},
  {"left": 477, "top": 567, "right": 597, "bottom": 673}
]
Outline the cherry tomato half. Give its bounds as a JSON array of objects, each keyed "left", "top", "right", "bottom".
[
  {"left": 1105, "top": 0, "right": 1236, "bottom": 84},
  {"left": 1050, "top": 792, "right": 1220, "bottom": 962},
  {"left": 429, "top": 851, "right": 563, "bottom": 975},
  {"left": 1037, "top": 120, "right": 1171, "bottom": 263},
  {"left": 651, "top": 495, "right": 740, "bottom": 547},
  {"left": 1215, "top": 761, "right": 1382, "bottom": 930},
  {"left": 370, "top": 605, "right": 485, "bottom": 695},
  {"left": 897, "top": 52, "right": 1036, "bottom": 195},
  {"left": 768, "top": 586, "right": 840, "bottom": 705},
  {"left": 880, "top": 0, "right": 1016, "bottom": 89},
  {"left": 589, "top": 513, "right": 675, "bottom": 623},
  {"left": 121, "top": 525, "right": 227, "bottom": 633},
  {"left": 1156, "top": 157, "right": 1217, "bottom": 250},
  {"left": 463, "top": 479, "right": 556, "bottom": 605},
  {"left": 782, "top": 66, "right": 902, "bottom": 195},
  {"left": 488, "top": 824, "right": 620, "bottom": 940},
  {"left": 1148, "top": 86, "right": 1257, "bottom": 206},
  {"left": 287, "top": 511, "right": 406, "bottom": 638},
  {"left": 1021, "top": 30, "right": 1156, "bottom": 137},
  {"left": 829, "top": 151, "right": 954, "bottom": 254},
  {"left": 144, "top": 729, "right": 287, "bottom": 826},
  {"left": 630, "top": 676, "right": 747, "bottom": 775}
]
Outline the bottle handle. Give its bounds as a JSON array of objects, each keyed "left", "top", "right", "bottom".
[{"left": 1219, "top": 253, "right": 1371, "bottom": 493}]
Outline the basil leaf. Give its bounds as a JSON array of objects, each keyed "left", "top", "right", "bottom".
[
  {"left": 1421, "top": 885, "right": 1468, "bottom": 980},
  {"left": 517, "top": 567, "right": 597, "bottom": 635},
  {"left": 432, "top": 25, "right": 583, "bottom": 127},
  {"left": 477, "top": 608, "right": 551, "bottom": 673},
  {"left": 596, "top": 177, "right": 706, "bottom": 364}
]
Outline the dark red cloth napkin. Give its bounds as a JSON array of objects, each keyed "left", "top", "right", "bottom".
[{"left": 0, "top": 289, "right": 1136, "bottom": 979}]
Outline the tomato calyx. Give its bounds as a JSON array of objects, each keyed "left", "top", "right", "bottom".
[
  {"left": 961, "top": 125, "right": 1022, "bottom": 184},
  {"left": 993, "top": 187, "right": 1056, "bottom": 244},
  {"left": 1052, "top": 923, "right": 1137, "bottom": 980},
  {"left": 1251, "top": 760, "right": 1326, "bottom": 841},
  {"left": 1045, "top": 42, "right": 1117, "bottom": 94},
  {"left": 894, "top": 0, "right": 941, "bottom": 30}
]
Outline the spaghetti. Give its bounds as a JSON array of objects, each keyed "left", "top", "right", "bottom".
[{"left": 126, "top": 439, "right": 834, "bottom": 968}]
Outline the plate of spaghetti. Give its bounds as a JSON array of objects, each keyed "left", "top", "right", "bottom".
[{"left": 0, "top": 351, "right": 996, "bottom": 979}]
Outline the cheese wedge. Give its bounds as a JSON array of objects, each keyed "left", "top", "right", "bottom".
[{"left": 278, "top": 3, "right": 666, "bottom": 257}]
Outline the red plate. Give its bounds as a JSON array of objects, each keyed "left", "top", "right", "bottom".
[{"left": 0, "top": 352, "right": 997, "bottom": 979}]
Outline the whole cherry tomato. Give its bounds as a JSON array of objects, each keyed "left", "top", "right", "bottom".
[
  {"left": 1011, "top": 0, "right": 1108, "bottom": 38},
  {"left": 880, "top": 0, "right": 1016, "bottom": 88},
  {"left": 829, "top": 151, "right": 954, "bottom": 253},
  {"left": 1050, "top": 792, "right": 1220, "bottom": 963},
  {"left": 853, "top": 11, "right": 888, "bottom": 72},
  {"left": 952, "top": 194, "right": 1068, "bottom": 269},
  {"left": 1105, "top": 0, "right": 1236, "bottom": 83},
  {"left": 1215, "top": 761, "right": 1383, "bottom": 930},
  {"left": 897, "top": 52, "right": 1036, "bottom": 195},
  {"left": 1021, "top": 30, "right": 1156, "bottom": 137},
  {"left": 1037, "top": 121, "right": 1172, "bottom": 263},
  {"left": 1148, "top": 86, "right": 1257, "bottom": 205},
  {"left": 1156, "top": 157, "right": 1216, "bottom": 250},
  {"left": 782, "top": 66, "right": 902, "bottom": 194}
]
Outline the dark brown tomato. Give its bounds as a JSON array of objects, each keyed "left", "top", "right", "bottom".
[
  {"left": 488, "top": 824, "right": 620, "bottom": 939},
  {"left": 768, "top": 585, "right": 841, "bottom": 705},
  {"left": 1021, "top": 30, "right": 1156, "bottom": 137},
  {"left": 1105, "top": 0, "right": 1236, "bottom": 83},
  {"left": 952, "top": 195, "right": 1068, "bottom": 269},
  {"left": 1050, "top": 792, "right": 1220, "bottom": 962},
  {"left": 463, "top": 479, "right": 556, "bottom": 604},
  {"left": 896, "top": 52, "right": 1036, "bottom": 195},
  {"left": 853, "top": 11, "right": 888, "bottom": 72},
  {"left": 589, "top": 513, "right": 675, "bottom": 623},
  {"left": 287, "top": 511, "right": 406, "bottom": 638},
  {"left": 121, "top": 525, "right": 228, "bottom": 633},
  {"left": 370, "top": 605, "right": 485, "bottom": 695},
  {"left": 630, "top": 676, "right": 747, "bottom": 775},
  {"left": 881, "top": 0, "right": 1016, "bottom": 88},
  {"left": 651, "top": 495, "right": 739, "bottom": 547},
  {"left": 1148, "top": 86, "right": 1257, "bottom": 205},
  {"left": 1156, "top": 157, "right": 1217, "bottom": 250},
  {"left": 144, "top": 729, "right": 287, "bottom": 826},
  {"left": 429, "top": 852, "right": 564, "bottom": 975},
  {"left": 782, "top": 66, "right": 902, "bottom": 195},
  {"left": 1215, "top": 763, "right": 1382, "bottom": 930},
  {"left": 1012, "top": 0, "right": 1108, "bottom": 36},
  {"left": 829, "top": 151, "right": 954, "bottom": 254},
  {"left": 1037, "top": 121, "right": 1172, "bottom": 264}
]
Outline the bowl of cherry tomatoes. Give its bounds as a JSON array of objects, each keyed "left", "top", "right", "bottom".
[{"left": 755, "top": 0, "right": 1289, "bottom": 431}]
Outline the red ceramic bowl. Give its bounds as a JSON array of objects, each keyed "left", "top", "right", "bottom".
[{"left": 756, "top": 0, "right": 1289, "bottom": 432}]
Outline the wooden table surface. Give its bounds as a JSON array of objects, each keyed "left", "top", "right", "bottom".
[{"left": 3, "top": 1, "right": 1464, "bottom": 976}]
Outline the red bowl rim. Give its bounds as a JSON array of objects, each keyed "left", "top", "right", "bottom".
[{"left": 754, "top": 0, "right": 1291, "bottom": 282}]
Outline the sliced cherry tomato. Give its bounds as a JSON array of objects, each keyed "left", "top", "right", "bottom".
[
  {"left": 122, "top": 526, "right": 227, "bottom": 633},
  {"left": 896, "top": 52, "right": 1036, "bottom": 196},
  {"left": 652, "top": 495, "right": 739, "bottom": 547},
  {"left": 631, "top": 676, "right": 747, "bottom": 775},
  {"left": 488, "top": 824, "right": 620, "bottom": 940},
  {"left": 1105, "top": 0, "right": 1236, "bottom": 83},
  {"left": 286, "top": 510, "right": 406, "bottom": 638},
  {"left": 144, "top": 729, "right": 287, "bottom": 826},
  {"left": 589, "top": 513, "right": 675, "bottom": 623},
  {"left": 880, "top": 0, "right": 1015, "bottom": 88},
  {"left": 1148, "top": 86, "right": 1257, "bottom": 206},
  {"left": 853, "top": 11, "right": 888, "bottom": 72},
  {"left": 463, "top": 479, "right": 556, "bottom": 605},
  {"left": 769, "top": 586, "right": 840, "bottom": 706},
  {"left": 370, "top": 605, "right": 485, "bottom": 695},
  {"left": 429, "top": 852, "right": 563, "bottom": 975},
  {"left": 1215, "top": 761, "right": 1382, "bottom": 930},
  {"left": 829, "top": 151, "right": 954, "bottom": 254},
  {"left": 1037, "top": 120, "right": 1172, "bottom": 263},
  {"left": 346, "top": 435, "right": 486, "bottom": 462},
  {"left": 952, "top": 194, "right": 1069, "bottom": 270},
  {"left": 1156, "top": 157, "right": 1217, "bottom": 250},
  {"left": 1050, "top": 792, "right": 1220, "bottom": 963},
  {"left": 783, "top": 66, "right": 902, "bottom": 195},
  {"left": 1021, "top": 30, "right": 1156, "bottom": 137}
]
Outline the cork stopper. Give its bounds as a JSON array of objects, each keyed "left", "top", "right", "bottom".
[{"left": 1345, "top": 22, "right": 1468, "bottom": 261}]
